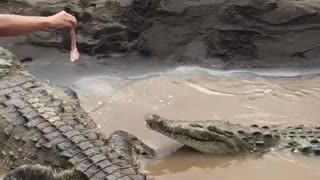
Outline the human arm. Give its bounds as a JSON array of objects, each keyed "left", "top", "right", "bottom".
[{"left": 0, "top": 11, "right": 77, "bottom": 37}]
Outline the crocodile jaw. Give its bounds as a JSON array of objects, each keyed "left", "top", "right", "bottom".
[{"left": 145, "top": 114, "right": 245, "bottom": 154}]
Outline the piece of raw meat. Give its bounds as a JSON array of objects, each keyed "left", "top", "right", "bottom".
[{"left": 70, "top": 29, "right": 80, "bottom": 62}]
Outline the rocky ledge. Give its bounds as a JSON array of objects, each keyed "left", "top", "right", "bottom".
[{"left": 1, "top": 0, "right": 320, "bottom": 68}]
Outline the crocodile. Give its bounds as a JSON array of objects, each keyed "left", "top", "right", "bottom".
[
  {"left": 0, "top": 47, "right": 155, "bottom": 180},
  {"left": 145, "top": 114, "right": 320, "bottom": 155}
]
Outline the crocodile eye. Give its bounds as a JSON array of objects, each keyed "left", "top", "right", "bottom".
[
  {"left": 207, "top": 126, "right": 218, "bottom": 132},
  {"left": 224, "top": 131, "right": 234, "bottom": 137},
  {"left": 207, "top": 126, "right": 233, "bottom": 137}
]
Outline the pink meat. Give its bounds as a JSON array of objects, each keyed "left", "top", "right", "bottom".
[{"left": 70, "top": 29, "right": 80, "bottom": 62}]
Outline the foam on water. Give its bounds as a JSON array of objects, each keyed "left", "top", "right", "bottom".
[{"left": 126, "top": 65, "right": 320, "bottom": 80}]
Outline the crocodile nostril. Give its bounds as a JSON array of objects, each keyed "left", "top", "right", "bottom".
[{"left": 146, "top": 114, "right": 160, "bottom": 121}]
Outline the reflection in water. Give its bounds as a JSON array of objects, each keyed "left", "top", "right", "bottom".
[
  {"left": 146, "top": 147, "right": 253, "bottom": 176},
  {"left": 146, "top": 148, "right": 320, "bottom": 180}
]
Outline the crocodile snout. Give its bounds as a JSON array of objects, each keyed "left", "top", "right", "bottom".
[{"left": 145, "top": 114, "right": 161, "bottom": 129}]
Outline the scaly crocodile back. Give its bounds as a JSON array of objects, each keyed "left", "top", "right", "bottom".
[{"left": 0, "top": 47, "right": 146, "bottom": 179}]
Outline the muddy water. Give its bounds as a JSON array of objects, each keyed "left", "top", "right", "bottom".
[
  {"left": 78, "top": 74, "right": 320, "bottom": 180},
  {"left": 2, "top": 42, "right": 320, "bottom": 179}
]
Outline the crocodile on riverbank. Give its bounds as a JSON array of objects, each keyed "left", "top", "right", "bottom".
[
  {"left": 0, "top": 47, "right": 154, "bottom": 179},
  {"left": 146, "top": 114, "right": 320, "bottom": 155}
]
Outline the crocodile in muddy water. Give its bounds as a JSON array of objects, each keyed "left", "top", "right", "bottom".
[
  {"left": 0, "top": 47, "right": 155, "bottom": 179},
  {"left": 146, "top": 114, "right": 320, "bottom": 155}
]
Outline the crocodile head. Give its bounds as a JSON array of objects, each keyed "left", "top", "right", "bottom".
[{"left": 145, "top": 114, "right": 263, "bottom": 154}]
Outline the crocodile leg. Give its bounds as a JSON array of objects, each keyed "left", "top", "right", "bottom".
[
  {"left": 4, "top": 130, "right": 154, "bottom": 180},
  {"left": 107, "top": 130, "right": 155, "bottom": 170}
]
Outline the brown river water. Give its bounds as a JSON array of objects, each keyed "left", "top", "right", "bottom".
[
  {"left": 1, "top": 41, "right": 320, "bottom": 179},
  {"left": 83, "top": 75, "right": 320, "bottom": 180}
]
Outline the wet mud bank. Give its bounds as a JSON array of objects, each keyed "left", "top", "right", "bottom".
[
  {"left": 145, "top": 0, "right": 320, "bottom": 68},
  {"left": 2, "top": 0, "right": 320, "bottom": 68}
]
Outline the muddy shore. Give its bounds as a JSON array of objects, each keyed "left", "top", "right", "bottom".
[{"left": 1, "top": 0, "right": 320, "bottom": 68}]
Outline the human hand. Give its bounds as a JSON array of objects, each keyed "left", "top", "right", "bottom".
[{"left": 47, "top": 11, "right": 77, "bottom": 29}]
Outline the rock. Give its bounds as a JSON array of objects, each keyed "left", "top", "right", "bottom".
[
  {"left": 0, "top": 0, "right": 161, "bottom": 55},
  {"left": 2, "top": 0, "right": 320, "bottom": 67},
  {"left": 140, "top": 0, "right": 320, "bottom": 67}
]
